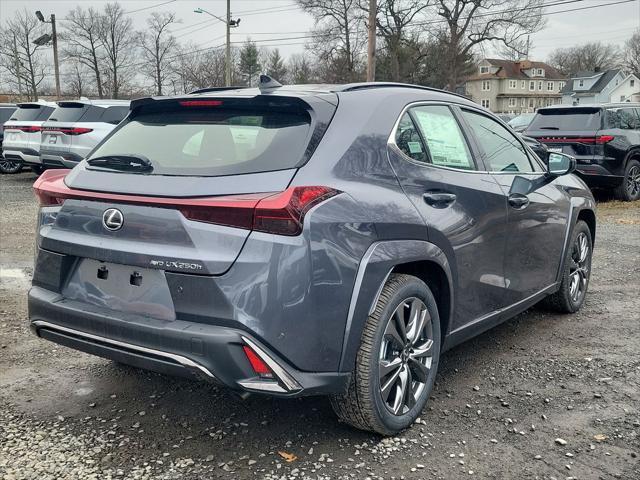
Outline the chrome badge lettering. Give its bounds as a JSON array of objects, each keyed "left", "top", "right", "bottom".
[{"left": 149, "top": 259, "right": 203, "bottom": 271}]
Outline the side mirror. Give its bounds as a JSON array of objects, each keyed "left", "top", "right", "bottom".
[{"left": 547, "top": 152, "right": 576, "bottom": 177}]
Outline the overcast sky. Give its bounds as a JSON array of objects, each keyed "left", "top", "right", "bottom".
[{"left": 0, "top": 0, "right": 638, "bottom": 63}]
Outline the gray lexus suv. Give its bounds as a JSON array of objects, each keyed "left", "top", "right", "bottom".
[{"left": 29, "top": 80, "right": 596, "bottom": 435}]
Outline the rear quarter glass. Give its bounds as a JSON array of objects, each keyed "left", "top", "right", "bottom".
[
  {"left": 87, "top": 106, "right": 312, "bottom": 176},
  {"left": 11, "top": 106, "right": 53, "bottom": 122}
]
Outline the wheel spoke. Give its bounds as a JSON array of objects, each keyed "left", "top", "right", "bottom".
[
  {"left": 384, "top": 316, "right": 405, "bottom": 350},
  {"left": 392, "top": 366, "right": 409, "bottom": 415},
  {"left": 406, "top": 301, "right": 428, "bottom": 345},
  {"left": 393, "top": 303, "right": 408, "bottom": 344},
  {"left": 408, "top": 357, "right": 430, "bottom": 383},
  {"left": 410, "top": 339, "right": 433, "bottom": 359},
  {"left": 379, "top": 357, "right": 402, "bottom": 380},
  {"left": 380, "top": 366, "right": 402, "bottom": 402}
]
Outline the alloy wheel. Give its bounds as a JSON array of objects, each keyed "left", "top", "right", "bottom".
[
  {"left": 379, "top": 297, "right": 434, "bottom": 416},
  {"left": 0, "top": 159, "right": 21, "bottom": 173},
  {"left": 568, "top": 232, "right": 590, "bottom": 303},
  {"left": 626, "top": 165, "right": 640, "bottom": 198}
]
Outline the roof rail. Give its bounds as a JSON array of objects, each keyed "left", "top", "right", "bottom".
[
  {"left": 188, "top": 86, "right": 250, "bottom": 95},
  {"left": 337, "top": 82, "right": 470, "bottom": 101}
]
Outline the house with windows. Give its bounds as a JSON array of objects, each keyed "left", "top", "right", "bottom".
[
  {"left": 561, "top": 69, "right": 640, "bottom": 104},
  {"left": 464, "top": 59, "right": 567, "bottom": 114},
  {"left": 562, "top": 68, "right": 640, "bottom": 105}
]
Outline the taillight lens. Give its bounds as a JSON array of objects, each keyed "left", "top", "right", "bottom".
[
  {"left": 253, "top": 186, "right": 338, "bottom": 235},
  {"left": 42, "top": 127, "right": 93, "bottom": 135},
  {"left": 4, "top": 124, "right": 41, "bottom": 133}
]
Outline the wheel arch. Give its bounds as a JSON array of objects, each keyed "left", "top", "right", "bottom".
[
  {"left": 577, "top": 208, "right": 596, "bottom": 246},
  {"left": 338, "top": 240, "right": 455, "bottom": 373}
]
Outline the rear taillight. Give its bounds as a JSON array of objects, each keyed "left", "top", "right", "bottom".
[
  {"left": 179, "top": 100, "right": 223, "bottom": 107},
  {"left": 42, "top": 127, "right": 93, "bottom": 135},
  {"left": 3, "top": 124, "right": 41, "bottom": 133},
  {"left": 538, "top": 135, "right": 614, "bottom": 144},
  {"left": 33, "top": 170, "right": 339, "bottom": 236}
]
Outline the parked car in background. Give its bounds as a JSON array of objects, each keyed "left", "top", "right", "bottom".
[
  {"left": 521, "top": 134, "right": 549, "bottom": 163},
  {"left": 0, "top": 103, "right": 17, "bottom": 173},
  {"left": 40, "top": 100, "right": 130, "bottom": 169},
  {"left": 508, "top": 113, "right": 536, "bottom": 132},
  {"left": 497, "top": 113, "right": 515, "bottom": 123},
  {"left": 30, "top": 80, "right": 596, "bottom": 435},
  {"left": 1, "top": 102, "right": 56, "bottom": 174},
  {"left": 525, "top": 103, "right": 640, "bottom": 201}
]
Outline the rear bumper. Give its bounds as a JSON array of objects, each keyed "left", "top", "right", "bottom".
[
  {"left": 40, "top": 150, "right": 83, "bottom": 169},
  {"left": 575, "top": 163, "right": 623, "bottom": 188},
  {"left": 28, "top": 285, "right": 350, "bottom": 397},
  {"left": 2, "top": 148, "right": 41, "bottom": 165}
]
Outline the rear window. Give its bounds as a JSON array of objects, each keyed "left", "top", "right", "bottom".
[
  {"left": 528, "top": 108, "right": 601, "bottom": 131},
  {"left": 87, "top": 106, "right": 312, "bottom": 176},
  {"left": 11, "top": 105, "right": 54, "bottom": 122},
  {"left": 48, "top": 104, "right": 90, "bottom": 123}
]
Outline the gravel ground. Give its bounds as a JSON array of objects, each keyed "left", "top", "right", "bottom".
[{"left": 1, "top": 171, "right": 639, "bottom": 480}]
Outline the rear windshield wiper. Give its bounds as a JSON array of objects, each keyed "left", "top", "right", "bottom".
[
  {"left": 538, "top": 126, "right": 560, "bottom": 130},
  {"left": 86, "top": 154, "right": 154, "bottom": 173}
]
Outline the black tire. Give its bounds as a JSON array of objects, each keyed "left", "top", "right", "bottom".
[
  {"left": 544, "top": 220, "right": 593, "bottom": 313},
  {"left": 330, "top": 274, "right": 441, "bottom": 435},
  {"left": 0, "top": 158, "right": 23, "bottom": 174},
  {"left": 31, "top": 165, "right": 45, "bottom": 176},
  {"left": 614, "top": 158, "right": 640, "bottom": 201}
]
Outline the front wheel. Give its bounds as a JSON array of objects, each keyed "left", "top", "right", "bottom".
[
  {"left": 614, "top": 159, "right": 640, "bottom": 201},
  {"left": 331, "top": 274, "right": 441, "bottom": 435},
  {"left": 0, "top": 158, "right": 23, "bottom": 174},
  {"left": 544, "top": 220, "right": 593, "bottom": 313}
]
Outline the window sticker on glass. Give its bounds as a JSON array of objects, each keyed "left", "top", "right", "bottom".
[
  {"left": 412, "top": 107, "right": 473, "bottom": 169},
  {"left": 407, "top": 141, "right": 423, "bottom": 154}
]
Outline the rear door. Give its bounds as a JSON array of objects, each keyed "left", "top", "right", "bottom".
[
  {"left": 461, "top": 108, "right": 570, "bottom": 304},
  {"left": 387, "top": 103, "right": 510, "bottom": 330}
]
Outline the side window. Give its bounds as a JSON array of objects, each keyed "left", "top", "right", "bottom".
[
  {"left": 410, "top": 105, "right": 475, "bottom": 170},
  {"left": 462, "top": 110, "right": 534, "bottom": 173},
  {"left": 101, "top": 106, "right": 130, "bottom": 124},
  {"left": 394, "top": 112, "right": 428, "bottom": 163}
]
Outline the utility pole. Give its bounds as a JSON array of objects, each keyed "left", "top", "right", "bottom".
[
  {"left": 51, "top": 14, "right": 61, "bottom": 99},
  {"left": 194, "top": 5, "right": 240, "bottom": 87},
  {"left": 34, "top": 10, "right": 61, "bottom": 99},
  {"left": 226, "top": 0, "right": 231, "bottom": 86},
  {"left": 366, "top": 0, "right": 377, "bottom": 82}
]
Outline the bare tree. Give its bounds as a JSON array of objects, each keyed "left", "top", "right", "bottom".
[
  {"left": 432, "top": 0, "right": 545, "bottom": 90},
  {"left": 137, "top": 12, "right": 179, "bottom": 95},
  {"left": 64, "top": 60, "right": 93, "bottom": 97},
  {"left": 174, "top": 44, "right": 228, "bottom": 92},
  {"left": 98, "top": 2, "right": 137, "bottom": 98},
  {"left": 375, "top": 0, "right": 432, "bottom": 82},
  {"left": 288, "top": 53, "right": 315, "bottom": 83},
  {"left": 297, "top": 0, "right": 366, "bottom": 82},
  {"left": 622, "top": 30, "right": 640, "bottom": 78},
  {"left": 497, "top": 36, "right": 531, "bottom": 61},
  {"left": 0, "top": 8, "right": 49, "bottom": 100},
  {"left": 547, "top": 42, "right": 622, "bottom": 76},
  {"left": 63, "top": 6, "right": 105, "bottom": 98}
]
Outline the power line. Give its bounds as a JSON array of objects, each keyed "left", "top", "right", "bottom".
[{"left": 124, "top": 0, "right": 177, "bottom": 15}]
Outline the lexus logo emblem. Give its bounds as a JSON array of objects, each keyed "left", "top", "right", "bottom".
[{"left": 102, "top": 208, "right": 124, "bottom": 231}]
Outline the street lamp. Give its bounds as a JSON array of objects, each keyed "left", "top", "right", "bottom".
[
  {"left": 194, "top": 4, "right": 241, "bottom": 86},
  {"left": 34, "top": 10, "right": 61, "bottom": 100}
]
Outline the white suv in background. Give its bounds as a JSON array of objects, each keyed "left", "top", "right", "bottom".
[
  {"left": 40, "top": 99, "right": 130, "bottom": 169},
  {"left": 1, "top": 101, "right": 56, "bottom": 174}
]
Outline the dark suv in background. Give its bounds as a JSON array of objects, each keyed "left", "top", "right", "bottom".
[
  {"left": 29, "top": 81, "right": 596, "bottom": 435},
  {"left": 525, "top": 103, "right": 640, "bottom": 201}
]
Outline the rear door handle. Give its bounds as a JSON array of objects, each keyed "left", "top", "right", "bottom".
[
  {"left": 508, "top": 193, "right": 530, "bottom": 209},
  {"left": 423, "top": 192, "right": 457, "bottom": 208}
]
